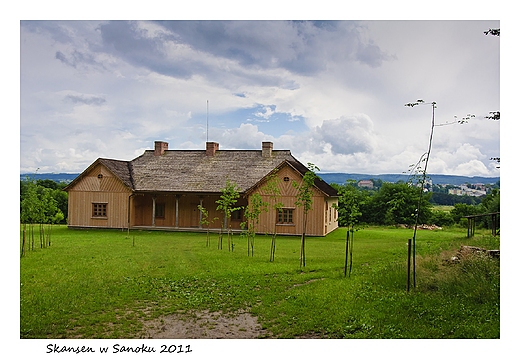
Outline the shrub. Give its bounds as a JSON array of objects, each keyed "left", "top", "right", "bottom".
[{"left": 430, "top": 210, "right": 455, "bottom": 227}]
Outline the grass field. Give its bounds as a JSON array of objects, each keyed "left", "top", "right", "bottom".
[
  {"left": 20, "top": 225, "right": 499, "bottom": 339},
  {"left": 432, "top": 205, "right": 455, "bottom": 212}
]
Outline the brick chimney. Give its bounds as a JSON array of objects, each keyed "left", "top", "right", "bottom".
[
  {"left": 206, "top": 142, "right": 219, "bottom": 156},
  {"left": 262, "top": 141, "right": 273, "bottom": 157},
  {"left": 154, "top": 141, "right": 168, "bottom": 156}
]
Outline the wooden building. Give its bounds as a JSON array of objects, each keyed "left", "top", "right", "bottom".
[{"left": 64, "top": 141, "right": 339, "bottom": 236}]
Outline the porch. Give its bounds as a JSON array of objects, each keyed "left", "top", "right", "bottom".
[{"left": 130, "top": 192, "right": 247, "bottom": 231}]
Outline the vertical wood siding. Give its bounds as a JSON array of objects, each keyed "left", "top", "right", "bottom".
[
  {"left": 249, "top": 165, "right": 338, "bottom": 236},
  {"left": 67, "top": 162, "right": 337, "bottom": 235},
  {"left": 67, "top": 164, "right": 132, "bottom": 228},
  {"left": 323, "top": 197, "right": 339, "bottom": 235}
]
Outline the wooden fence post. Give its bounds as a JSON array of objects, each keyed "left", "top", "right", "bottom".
[{"left": 407, "top": 238, "right": 411, "bottom": 292}]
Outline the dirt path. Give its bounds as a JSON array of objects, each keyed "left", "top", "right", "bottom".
[{"left": 141, "top": 310, "right": 271, "bottom": 339}]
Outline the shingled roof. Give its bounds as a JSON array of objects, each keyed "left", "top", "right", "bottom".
[
  {"left": 98, "top": 158, "right": 134, "bottom": 188},
  {"left": 67, "top": 142, "right": 338, "bottom": 197},
  {"left": 132, "top": 149, "right": 296, "bottom": 193}
]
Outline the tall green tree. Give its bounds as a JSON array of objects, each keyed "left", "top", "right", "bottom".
[
  {"left": 20, "top": 180, "right": 39, "bottom": 255},
  {"left": 293, "top": 163, "right": 319, "bottom": 269},
  {"left": 365, "top": 182, "right": 432, "bottom": 226},
  {"left": 336, "top": 180, "right": 363, "bottom": 277},
  {"left": 262, "top": 172, "right": 284, "bottom": 262},
  {"left": 40, "top": 187, "right": 58, "bottom": 247},
  {"left": 405, "top": 99, "right": 437, "bottom": 289},
  {"left": 450, "top": 203, "right": 482, "bottom": 225},
  {"left": 20, "top": 179, "right": 63, "bottom": 256},
  {"left": 481, "top": 188, "right": 500, "bottom": 228},
  {"left": 216, "top": 180, "right": 241, "bottom": 251},
  {"left": 241, "top": 193, "right": 267, "bottom": 257},
  {"left": 21, "top": 179, "right": 68, "bottom": 224},
  {"left": 198, "top": 204, "right": 217, "bottom": 247},
  {"left": 51, "top": 187, "right": 68, "bottom": 224}
]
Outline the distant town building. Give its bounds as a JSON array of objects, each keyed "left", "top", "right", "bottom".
[
  {"left": 448, "top": 185, "right": 487, "bottom": 197},
  {"left": 474, "top": 183, "right": 487, "bottom": 191},
  {"left": 358, "top": 180, "right": 374, "bottom": 189}
]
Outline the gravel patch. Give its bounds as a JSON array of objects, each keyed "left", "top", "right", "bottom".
[{"left": 142, "top": 310, "right": 270, "bottom": 339}]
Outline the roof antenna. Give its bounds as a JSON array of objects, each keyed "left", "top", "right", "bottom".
[{"left": 206, "top": 100, "right": 209, "bottom": 142}]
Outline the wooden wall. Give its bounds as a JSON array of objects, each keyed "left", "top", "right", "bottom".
[
  {"left": 324, "top": 197, "right": 339, "bottom": 235},
  {"left": 67, "top": 162, "right": 337, "bottom": 235},
  {"left": 67, "top": 164, "right": 132, "bottom": 229},
  {"left": 250, "top": 165, "right": 338, "bottom": 236},
  {"left": 199, "top": 195, "right": 247, "bottom": 230}
]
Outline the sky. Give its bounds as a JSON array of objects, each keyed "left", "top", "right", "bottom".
[{"left": 19, "top": 17, "right": 501, "bottom": 177}]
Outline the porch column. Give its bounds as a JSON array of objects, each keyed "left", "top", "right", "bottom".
[
  {"left": 199, "top": 197, "right": 204, "bottom": 228},
  {"left": 127, "top": 194, "right": 134, "bottom": 230},
  {"left": 152, "top": 196, "right": 156, "bottom": 226},
  {"left": 175, "top": 195, "right": 180, "bottom": 228}
]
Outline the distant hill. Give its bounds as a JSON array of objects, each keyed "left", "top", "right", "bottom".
[
  {"left": 20, "top": 172, "right": 500, "bottom": 187},
  {"left": 318, "top": 173, "right": 500, "bottom": 186},
  {"left": 20, "top": 173, "right": 79, "bottom": 183}
]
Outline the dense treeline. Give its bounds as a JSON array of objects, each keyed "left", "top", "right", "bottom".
[
  {"left": 19, "top": 177, "right": 500, "bottom": 233},
  {"left": 20, "top": 179, "right": 68, "bottom": 223},
  {"left": 430, "top": 192, "right": 481, "bottom": 206},
  {"left": 20, "top": 178, "right": 68, "bottom": 256},
  {"left": 332, "top": 181, "right": 500, "bottom": 229}
]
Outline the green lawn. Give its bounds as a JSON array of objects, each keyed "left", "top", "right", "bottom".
[
  {"left": 432, "top": 205, "right": 455, "bottom": 212},
  {"left": 20, "top": 225, "right": 499, "bottom": 338}
]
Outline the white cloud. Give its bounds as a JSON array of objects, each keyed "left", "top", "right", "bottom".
[
  {"left": 254, "top": 105, "right": 275, "bottom": 120},
  {"left": 453, "top": 160, "right": 493, "bottom": 177},
  {"left": 218, "top": 123, "right": 274, "bottom": 149},
  {"left": 19, "top": 20, "right": 500, "bottom": 178},
  {"left": 313, "top": 114, "right": 377, "bottom": 155}
]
